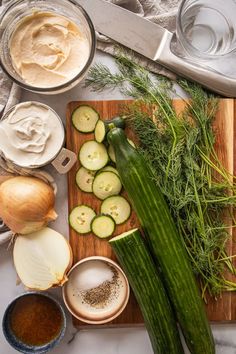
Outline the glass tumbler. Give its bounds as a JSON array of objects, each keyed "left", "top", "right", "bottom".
[{"left": 177, "top": 0, "right": 236, "bottom": 58}]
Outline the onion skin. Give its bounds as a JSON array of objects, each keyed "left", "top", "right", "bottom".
[{"left": 0, "top": 176, "right": 57, "bottom": 234}]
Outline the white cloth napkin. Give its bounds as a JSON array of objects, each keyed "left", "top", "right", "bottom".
[
  {"left": 0, "top": 0, "right": 21, "bottom": 116},
  {"left": 97, "top": 0, "right": 182, "bottom": 79}
]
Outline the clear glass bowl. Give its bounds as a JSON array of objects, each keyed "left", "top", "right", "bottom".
[{"left": 0, "top": 0, "right": 96, "bottom": 94}]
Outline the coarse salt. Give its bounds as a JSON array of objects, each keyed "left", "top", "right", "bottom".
[{"left": 74, "top": 260, "right": 114, "bottom": 292}]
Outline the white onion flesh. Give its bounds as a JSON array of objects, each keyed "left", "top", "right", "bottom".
[{"left": 13, "top": 227, "right": 72, "bottom": 290}]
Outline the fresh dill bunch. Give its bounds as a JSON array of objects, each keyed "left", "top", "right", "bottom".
[
  {"left": 85, "top": 64, "right": 125, "bottom": 92},
  {"left": 85, "top": 52, "right": 236, "bottom": 297}
]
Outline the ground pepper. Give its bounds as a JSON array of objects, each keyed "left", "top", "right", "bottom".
[{"left": 81, "top": 266, "right": 120, "bottom": 309}]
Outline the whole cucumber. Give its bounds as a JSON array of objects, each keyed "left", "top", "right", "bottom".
[{"left": 108, "top": 128, "right": 215, "bottom": 354}]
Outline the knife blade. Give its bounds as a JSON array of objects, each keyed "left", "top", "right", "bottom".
[
  {"left": 76, "top": 0, "right": 172, "bottom": 61},
  {"left": 76, "top": 0, "right": 236, "bottom": 96}
]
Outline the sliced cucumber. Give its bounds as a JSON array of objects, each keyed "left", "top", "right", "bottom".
[
  {"left": 92, "top": 171, "right": 122, "bottom": 200},
  {"left": 108, "top": 139, "right": 136, "bottom": 163},
  {"left": 95, "top": 117, "right": 125, "bottom": 143},
  {"left": 101, "top": 196, "right": 131, "bottom": 225},
  {"left": 91, "top": 214, "right": 115, "bottom": 238},
  {"left": 99, "top": 166, "right": 119, "bottom": 176},
  {"left": 69, "top": 205, "right": 96, "bottom": 234},
  {"left": 79, "top": 140, "right": 108, "bottom": 171},
  {"left": 129, "top": 140, "right": 136, "bottom": 148},
  {"left": 94, "top": 120, "right": 106, "bottom": 143},
  {"left": 108, "top": 144, "right": 116, "bottom": 163},
  {"left": 72, "top": 105, "right": 99, "bottom": 133},
  {"left": 76, "top": 167, "right": 96, "bottom": 193}
]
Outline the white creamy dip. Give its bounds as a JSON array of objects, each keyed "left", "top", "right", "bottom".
[
  {"left": 0, "top": 102, "right": 64, "bottom": 167},
  {"left": 9, "top": 12, "right": 90, "bottom": 88}
]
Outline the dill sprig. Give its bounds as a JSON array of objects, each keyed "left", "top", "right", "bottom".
[{"left": 85, "top": 53, "right": 236, "bottom": 297}]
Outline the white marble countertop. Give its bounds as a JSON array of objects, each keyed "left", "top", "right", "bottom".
[{"left": 1, "top": 51, "right": 236, "bottom": 354}]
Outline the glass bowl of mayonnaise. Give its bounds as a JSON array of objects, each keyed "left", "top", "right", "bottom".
[{"left": 0, "top": 0, "right": 96, "bottom": 94}]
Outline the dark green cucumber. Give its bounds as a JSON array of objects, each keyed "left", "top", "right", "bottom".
[
  {"left": 95, "top": 117, "right": 125, "bottom": 143},
  {"left": 108, "top": 139, "right": 136, "bottom": 163},
  {"left": 110, "top": 228, "right": 184, "bottom": 354},
  {"left": 107, "top": 128, "right": 215, "bottom": 354}
]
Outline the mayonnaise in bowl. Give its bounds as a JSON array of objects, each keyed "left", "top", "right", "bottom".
[
  {"left": 0, "top": 0, "right": 96, "bottom": 94},
  {"left": 9, "top": 12, "right": 90, "bottom": 88}
]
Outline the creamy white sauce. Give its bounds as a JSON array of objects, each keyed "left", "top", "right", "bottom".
[
  {"left": 9, "top": 12, "right": 90, "bottom": 88},
  {"left": 0, "top": 102, "right": 64, "bottom": 167}
]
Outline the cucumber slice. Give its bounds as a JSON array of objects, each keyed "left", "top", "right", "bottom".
[
  {"left": 92, "top": 171, "right": 122, "bottom": 200},
  {"left": 94, "top": 120, "right": 106, "bottom": 143},
  {"left": 76, "top": 167, "right": 96, "bottom": 193},
  {"left": 95, "top": 117, "right": 125, "bottom": 143},
  {"left": 108, "top": 139, "right": 136, "bottom": 163},
  {"left": 79, "top": 140, "right": 109, "bottom": 171},
  {"left": 101, "top": 196, "right": 131, "bottom": 225},
  {"left": 99, "top": 166, "right": 119, "bottom": 176},
  {"left": 72, "top": 105, "right": 99, "bottom": 133},
  {"left": 108, "top": 144, "right": 116, "bottom": 163},
  {"left": 91, "top": 214, "right": 115, "bottom": 238},
  {"left": 69, "top": 205, "right": 96, "bottom": 234}
]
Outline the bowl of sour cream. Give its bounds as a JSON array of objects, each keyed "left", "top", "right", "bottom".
[
  {"left": 0, "top": 101, "right": 77, "bottom": 173},
  {"left": 0, "top": 0, "right": 96, "bottom": 94}
]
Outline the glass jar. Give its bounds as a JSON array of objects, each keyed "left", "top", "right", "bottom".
[{"left": 0, "top": 0, "right": 96, "bottom": 94}]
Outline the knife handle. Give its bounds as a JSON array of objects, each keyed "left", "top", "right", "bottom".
[{"left": 157, "top": 34, "right": 236, "bottom": 97}]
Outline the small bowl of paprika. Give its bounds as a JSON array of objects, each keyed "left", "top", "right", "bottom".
[{"left": 2, "top": 292, "right": 66, "bottom": 354}]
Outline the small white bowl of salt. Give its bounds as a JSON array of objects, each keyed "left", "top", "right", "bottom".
[{"left": 62, "top": 256, "right": 130, "bottom": 324}]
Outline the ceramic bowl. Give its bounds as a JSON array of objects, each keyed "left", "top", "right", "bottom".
[
  {"left": 2, "top": 292, "right": 66, "bottom": 354},
  {"left": 63, "top": 256, "right": 130, "bottom": 325},
  {"left": 0, "top": 101, "right": 77, "bottom": 174}
]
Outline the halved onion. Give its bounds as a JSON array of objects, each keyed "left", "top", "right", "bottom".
[{"left": 13, "top": 227, "right": 72, "bottom": 291}]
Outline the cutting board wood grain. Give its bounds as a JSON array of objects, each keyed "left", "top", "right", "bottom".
[{"left": 66, "top": 99, "right": 236, "bottom": 327}]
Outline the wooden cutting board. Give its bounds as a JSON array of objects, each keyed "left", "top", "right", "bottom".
[{"left": 66, "top": 99, "right": 236, "bottom": 326}]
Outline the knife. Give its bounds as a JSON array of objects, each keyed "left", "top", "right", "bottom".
[{"left": 76, "top": 0, "right": 236, "bottom": 97}]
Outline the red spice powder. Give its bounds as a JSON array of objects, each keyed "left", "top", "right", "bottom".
[{"left": 10, "top": 294, "right": 63, "bottom": 346}]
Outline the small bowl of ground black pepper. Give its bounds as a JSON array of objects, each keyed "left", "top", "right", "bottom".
[
  {"left": 62, "top": 256, "right": 130, "bottom": 324},
  {"left": 2, "top": 292, "right": 66, "bottom": 353}
]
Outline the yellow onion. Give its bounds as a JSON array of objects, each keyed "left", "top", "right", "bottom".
[
  {"left": 13, "top": 227, "right": 72, "bottom": 290},
  {"left": 0, "top": 176, "right": 57, "bottom": 234}
]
